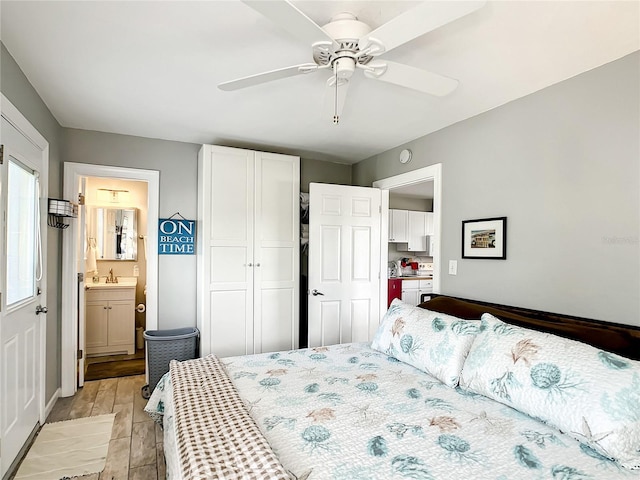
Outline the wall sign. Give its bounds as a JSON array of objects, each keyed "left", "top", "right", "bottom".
[{"left": 158, "top": 217, "right": 195, "bottom": 255}]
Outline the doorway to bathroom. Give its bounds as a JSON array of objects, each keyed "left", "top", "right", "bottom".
[
  {"left": 83, "top": 176, "right": 148, "bottom": 381},
  {"left": 61, "top": 163, "right": 159, "bottom": 396}
]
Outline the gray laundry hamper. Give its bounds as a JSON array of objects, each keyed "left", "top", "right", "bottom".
[{"left": 141, "top": 327, "right": 199, "bottom": 399}]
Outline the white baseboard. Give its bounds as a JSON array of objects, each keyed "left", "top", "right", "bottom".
[{"left": 44, "top": 388, "right": 61, "bottom": 421}]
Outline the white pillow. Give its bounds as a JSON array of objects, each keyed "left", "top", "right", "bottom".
[
  {"left": 371, "top": 299, "right": 480, "bottom": 387},
  {"left": 460, "top": 312, "right": 640, "bottom": 469}
]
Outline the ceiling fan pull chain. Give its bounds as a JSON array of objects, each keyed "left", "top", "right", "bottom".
[{"left": 333, "top": 61, "right": 339, "bottom": 125}]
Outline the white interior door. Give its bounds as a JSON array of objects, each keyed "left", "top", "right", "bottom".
[
  {"left": 0, "top": 121, "right": 47, "bottom": 477},
  {"left": 308, "top": 183, "right": 381, "bottom": 347}
]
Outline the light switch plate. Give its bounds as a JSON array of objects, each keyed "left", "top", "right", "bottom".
[{"left": 448, "top": 260, "right": 457, "bottom": 275}]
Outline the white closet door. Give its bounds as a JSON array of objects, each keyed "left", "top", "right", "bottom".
[
  {"left": 200, "top": 146, "right": 254, "bottom": 357},
  {"left": 253, "top": 152, "right": 300, "bottom": 354}
]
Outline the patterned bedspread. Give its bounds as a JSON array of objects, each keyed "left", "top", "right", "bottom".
[
  {"left": 148, "top": 343, "right": 635, "bottom": 480},
  {"left": 168, "top": 355, "right": 291, "bottom": 480}
]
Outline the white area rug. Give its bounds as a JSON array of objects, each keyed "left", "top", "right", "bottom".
[{"left": 15, "top": 414, "right": 115, "bottom": 480}]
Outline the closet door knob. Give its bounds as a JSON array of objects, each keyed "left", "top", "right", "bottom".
[
  {"left": 255, "top": 263, "right": 261, "bottom": 267},
  {"left": 247, "top": 263, "right": 253, "bottom": 267},
  {"left": 311, "top": 289, "right": 324, "bottom": 296}
]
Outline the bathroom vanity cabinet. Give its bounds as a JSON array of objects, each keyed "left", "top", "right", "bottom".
[{"left": 86, "top": 284, "right": 136, "bottom": 355}]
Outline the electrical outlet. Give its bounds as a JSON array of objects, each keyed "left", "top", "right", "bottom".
[
  {"left": 133, "top": 264, "right": 139, "bottom": 277},
  {"left": 448, "top": 260, "right": 457, "bottom": 275}
]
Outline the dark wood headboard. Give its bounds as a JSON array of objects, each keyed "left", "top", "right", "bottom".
[{"left": 419, "top": 295, "right": 640, "bottom": 360}]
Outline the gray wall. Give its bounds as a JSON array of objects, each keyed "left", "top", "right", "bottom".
[
  {"left": 62, "top": 129, "right": 201, "bottom": 330},
  {"left": 389, "top": 195, "right": 432, "bottom": 211},
  {"left": 354, "top": 52, "right": 640, "bottom": 326},
  {"left": 1, "top": 43, "right": 65, "bottom": 399},
  {"left": 300, "top": 158, "right": 351, "bottom": 192}
]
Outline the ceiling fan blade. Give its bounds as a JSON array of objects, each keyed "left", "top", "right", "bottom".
[
  {"left": 322, "top": 76, "right": 350, "bottom": 124},
  {"left": 361, "top": 1, "right": 485, "bottom": 55},
  {"left": 218, "top": 63, "right": 322, "bottom": 91},
  {"left": 364, "top": 60, "right": 459, "bottom": 97},
  {"left": 243, "top": 0, "right": 338, "bottom": 49}
]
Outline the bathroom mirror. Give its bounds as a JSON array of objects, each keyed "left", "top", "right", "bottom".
[{"left": 87, "top": 207, "right": 137, "bottom": 260}]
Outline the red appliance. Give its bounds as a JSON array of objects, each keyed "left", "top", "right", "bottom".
[{"left": 388, "top": 278, "right": 402, "bottom": 307}]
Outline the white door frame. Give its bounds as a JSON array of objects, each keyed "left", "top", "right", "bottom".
[
  {"left": 373, "top": 164, "right": 442, "bottom": 316},
  {"left": 61, "top": 163, "right": 159, "bottom": 397}
]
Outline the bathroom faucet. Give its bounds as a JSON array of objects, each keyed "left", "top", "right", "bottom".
[{"left": 106, "top": 269, "right": 118, "bottom": 283}]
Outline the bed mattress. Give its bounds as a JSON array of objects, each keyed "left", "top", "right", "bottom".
[{"left": 147, "top": 342, "right": 635, "bottom": 479}]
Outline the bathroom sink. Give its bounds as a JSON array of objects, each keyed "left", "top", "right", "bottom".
[{"left": 86, "top": 278, "right": 137, "bottom": 289}]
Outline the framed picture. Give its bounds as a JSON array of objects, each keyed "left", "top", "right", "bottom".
[{"left": 462, "top": 217, "right": 507, "bottom": 259}]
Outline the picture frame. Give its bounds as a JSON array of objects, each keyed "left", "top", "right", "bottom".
[{"left": 462, "top": 216, "right": 507, "bottom": 259}]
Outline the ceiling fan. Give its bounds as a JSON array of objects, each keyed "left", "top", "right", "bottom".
[{"left": 219, "top": 1, "right": 486, "bottom": 124}]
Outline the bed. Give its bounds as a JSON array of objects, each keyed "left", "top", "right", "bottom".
[{"left": 146, "top": 295, "right": 640, "bottom": 479}]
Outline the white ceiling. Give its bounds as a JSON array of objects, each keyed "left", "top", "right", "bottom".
[{"left": 1, "top": 1, "right": 638, "bottom": 164}]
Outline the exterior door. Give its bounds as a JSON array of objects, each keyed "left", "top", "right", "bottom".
[
  {"left": 308, "top": 183, "right": 381, "bottom": 347},
  {"left": 0, "top": 115, "right": 48, "bottom": 477}
]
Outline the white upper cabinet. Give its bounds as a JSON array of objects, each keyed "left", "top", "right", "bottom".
[
  {"left": 425, "top": 212, "right": 434, "bottom": 235},
  {"left": 388, "top": 209, "right": 408, "bottom": 242},
  {"left": 407, "top": 211, "right": 427, "bottom": 252},
  {"left": 393, "top": 210, "right": 433, "bottom": 253}
]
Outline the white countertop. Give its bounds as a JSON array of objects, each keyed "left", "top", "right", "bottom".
[
  {"left": 390, "top": 276, "right": 433, "bottom": 281},
  {"left": 86, "top": 277, "right": 138, "bottom": 289}
]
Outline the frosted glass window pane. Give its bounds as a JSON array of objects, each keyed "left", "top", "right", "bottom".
[{"left": 6, "top": 159, "right": 36, "bottom": 306}]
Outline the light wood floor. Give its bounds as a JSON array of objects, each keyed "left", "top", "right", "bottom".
[{"left": 38, "top": 374, "right": 165, "bottom": 480}]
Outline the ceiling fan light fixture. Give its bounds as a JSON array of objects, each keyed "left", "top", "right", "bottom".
[
  {"left": 221, "top": 1, "right": 487, "bottom": 120},
  {"left": 334, "top": 57, "right": 356, "bottom": 79}
]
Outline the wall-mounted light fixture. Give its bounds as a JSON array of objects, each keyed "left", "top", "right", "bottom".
[
  {"left": 399, "top": 149, "right": 413, "bottom": 164},
  {"left": 97, "top": 188, "right": 130, "bottom": 203}
]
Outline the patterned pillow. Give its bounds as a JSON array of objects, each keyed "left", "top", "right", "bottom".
[
  {"left": 460, "top": 312, "right": 640, "bottom": 469},
  {"left": 371, "top": 298, "right": 480, "bottom": 387}
]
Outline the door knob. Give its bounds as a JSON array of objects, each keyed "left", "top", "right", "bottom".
[
  {"left": 35, "top": 305, "right": 48, "bottom": 315},
  {"left": 311, "top": 289, "right": 324, "bottom": 296}
]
